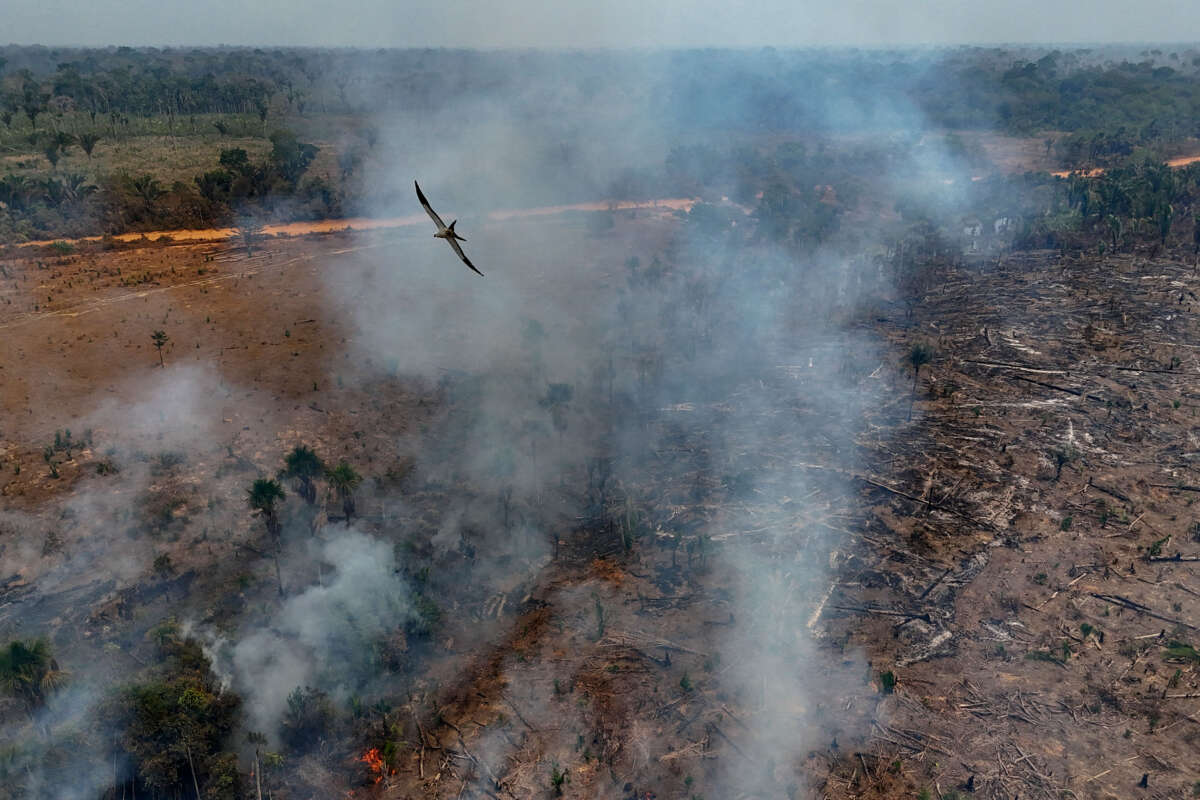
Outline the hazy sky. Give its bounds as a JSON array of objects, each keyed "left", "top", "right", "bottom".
[{"left": 5, "top": 0, "right": 1199, "bottom": 48}]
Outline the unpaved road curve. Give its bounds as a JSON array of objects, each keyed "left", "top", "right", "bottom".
[
  {"left": 19, "top": 197, "right": 701, "bottom": 248},
  {"left": 1050, "top": 153, "right": 1200, "bottom": 179}
]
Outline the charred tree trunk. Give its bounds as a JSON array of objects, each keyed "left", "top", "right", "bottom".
[{"left": 186, "top": 743, "right": 201, "bottom": 800}]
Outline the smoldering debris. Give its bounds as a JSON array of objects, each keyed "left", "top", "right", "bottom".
[{"left": 199, "top": 527, "right": 413, "bottom": 738}]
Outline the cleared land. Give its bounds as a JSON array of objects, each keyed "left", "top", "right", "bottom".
[{"left": 4, "top": 199, "right": 1200, "bottom": 798}]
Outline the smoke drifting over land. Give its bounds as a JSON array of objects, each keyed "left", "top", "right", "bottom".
[
  {"left": 0, "top": 43, "right": 1012, "bottom": 799},
  {"left": 206, "top": 529, "right": 413, "bottom": 735},
  {"left": 296, "top": 59, "right": 966, "bottom": 796}
]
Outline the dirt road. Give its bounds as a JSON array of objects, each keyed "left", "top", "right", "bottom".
[
  {"left": 19, "top": 197, "right": 700, "bottom": 248},
  {"left": 1050, "top": 152, "right": 1200, "bottom": 178}
]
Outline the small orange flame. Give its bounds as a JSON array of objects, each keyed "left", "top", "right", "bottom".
[{"left": 360, "top": 748, "right": 385, "bottom": 784}]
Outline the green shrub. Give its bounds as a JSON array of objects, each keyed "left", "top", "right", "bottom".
[{"left": 280, "top": 686, "right": 334, "bottom": 752}]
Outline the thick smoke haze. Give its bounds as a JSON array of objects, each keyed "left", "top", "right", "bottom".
[
  {"left": 0, "top": 26, "right": 1054, "bottom": 797},
  {"left": 293, "top": 54, "right": 967, "bottom": 796},
  {"left": 4, "top": 0, "right": 1199, "bottom": 47},
  {"left": 203, "top": 528, "right": 413, "bottom": 736}
]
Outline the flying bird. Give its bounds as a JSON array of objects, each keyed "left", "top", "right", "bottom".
[{"left": 415, "top": 180, "right": 483, "bottom": 276}]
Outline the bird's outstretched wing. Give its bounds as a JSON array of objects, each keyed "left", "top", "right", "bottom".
[
  {"left": 447, "top": 237, "right": 484, "bottom": 277},
  {"left": 414, "top": 180, "right": 446, "bottom": 229}
]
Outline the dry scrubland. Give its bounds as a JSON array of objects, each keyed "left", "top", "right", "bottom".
[{"left": 4, "top": 198, "right": 1200, "bottom": 798}]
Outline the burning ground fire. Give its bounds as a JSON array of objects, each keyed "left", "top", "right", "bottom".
[{"left": 359, "top": 748, "right": 393, "bottom": 784}]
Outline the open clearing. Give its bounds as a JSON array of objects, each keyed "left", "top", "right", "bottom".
[{"left": 5, "top": 206, "right": 1200, "bottom": 799}]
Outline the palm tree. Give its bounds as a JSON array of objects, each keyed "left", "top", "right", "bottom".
[
  {"left": 60, "top": 173, "right": 96, "bottom": 205},
  {"left": 0, "top": 175, "right": 32, "bottom": 212},
  {"left": 0, "top": 638, "right": 66, "bottom": 713},
  {"left": 248, "top": 478, "right": 285, "bottom": 536},
  {"left": 248, "top": 478, "right": 286, "bottom": 595},
  {"left": 907, "top": 342, "right": 934, "bottom": 421},
  {"left": 151, "top": 330, "right": 169, "bottom": 367},
  {"left": 78, "top": 132, "right": 100, "bottom": 160},
  {"left": 130, "top": 174, "right": 165, "bottom": 218},
  {"left": 281, "top": 444, "right": 324, "bottom": 505},
  {"left": 326, "top": 461, "right": 362, "bottom": 520}
]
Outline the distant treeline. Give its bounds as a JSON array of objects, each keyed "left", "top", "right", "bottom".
[
  {"left": 2, "top": 45, "right": 1200, "bottom": 139},
  {"left": 4, "top": 45, "right": 1200, "bottom": 241}
]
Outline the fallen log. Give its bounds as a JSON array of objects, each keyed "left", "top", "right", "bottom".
[
  {"left": 499, "top": 691, "right": 538, "bottom": 733},
  {"left": 960, "top": 358, "right": 1067, "bottom": 374},
  {"left": 855, "top": 476, "right": 996, "bottom": 531},
  {"left": 1088, "top": 478, "right": 1132, "bottom": 504},
  {"left": 675, "top": 705, "right": 706, "bottom": 735},
  {"left": 1090, "top": 592, "right": 1199, "bottom": 630},
  {"left": 832, "top": 604, "right": 933, "bottom": 624},
  {"left": 1105, "top": 364, "right": 1192, "bottom": 374},
  {"left": 1009, "top": 374, "right": 1105, "bottom": 404},
  {"left": 709, "top": 723, "right": 751, "bottom": 761}
]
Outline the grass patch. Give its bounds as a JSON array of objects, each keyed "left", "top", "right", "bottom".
[
  {"left": 1025, "top": 648, "right": 1068, "bottom": 666},
  {"left": 1164, "top": 640, "right": 1200, "bottom": 663}
]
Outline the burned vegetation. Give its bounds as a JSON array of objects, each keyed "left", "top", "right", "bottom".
[{"left": 6, "top": 43, "right": 1200, "bottom": 800}]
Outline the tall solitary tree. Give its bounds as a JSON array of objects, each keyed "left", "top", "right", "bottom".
[
  {"left": 21, "top": 80, "right": 45, "bottom": 130},
  {"left": 1105, "top": 214, "right": 1123, "bottom": 250},
  {"left": 1155, "top": 201, "right": 1174, "bottom": 247},
  {"left": 248, "top": 477, "right": 285, "bottom": 533},
  {"left": 281, "top": 444, "right": 325, "bottom": 506},
  {"left": 539, "top": 383, "right": 573, "bottom": 445},
  {"left": 247, "top": 478, "right": 287, "bottom": 595},
  {"left": 325, "top": 461, "right": 362, "bottom": 520},
  {"left": 151, "top": 330, "right": 169, "bottom": 367},
  {"left": 42, "top": 141, "right": 60, "bottom": 171},
  {"left": 907, "top": 342, "right": 934, "bottom": 420}
]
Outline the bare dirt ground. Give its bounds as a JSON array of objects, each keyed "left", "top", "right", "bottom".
[
  {"left": 971, "top": 132, "right": 1061, "bottom": 174},
  {"left": 824, "top": 249, "right": 1200, "bottom": 800},
  {"left": 5, "top": 212, "right": 1200, "bottom": 799}
]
